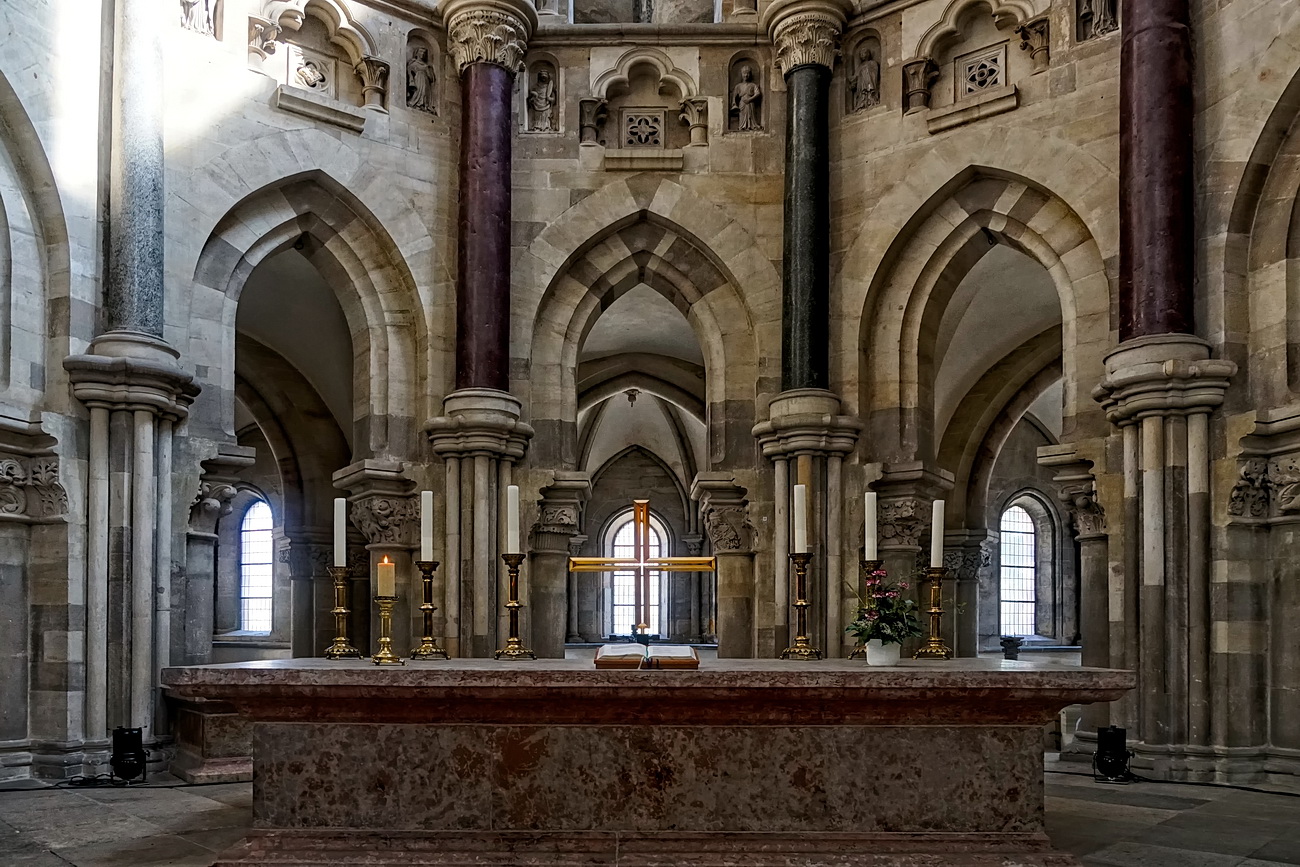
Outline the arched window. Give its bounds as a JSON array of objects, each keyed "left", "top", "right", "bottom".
[
  {"left": 605, "top": 511, "right": 667, "bottom": 637},
  {"left": 999, "top": 505, "right": 1037, "bottom": 636},
  {"left": 239, "top": 501, "right": 274, "bottom": 633}
]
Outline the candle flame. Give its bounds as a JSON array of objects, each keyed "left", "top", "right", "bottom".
[{"left": 381, "top": 556, "right": 392, "bottom": 564}]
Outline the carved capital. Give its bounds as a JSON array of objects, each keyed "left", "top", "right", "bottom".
[
  {"left": 702, "top": 506, "right": 755, "bottom": 553},
  {"left": 354, "top": 56, "right": 391, "bottom": 109},
  {"left": 248, "top": 15, "right": 281, "bottom": 66},
  {"left": 427, "top": 389, "right": 534, "bottom": 461},
  {"left": 1094, "top": 336, "right": 1236, "bottom": 425},
  {"left": 350, "top": 496, "right": 418, "bottom": 547},
  {"left": 771, "top": 12, "right": 842, "bottom": 72},
  {"left": 445, "top": 6, "right": 531, "bottom": 75},
  {"left": 1063, "top": 487, "right": 1108, "bottom": 540},
  {"left": 877, "top": 498, "right": 925, "bottom": 550},
  {"left": 578, "top": 97, "right": 609, "bottom": 145},
  {"left": 0, "top": 456, "right": 69, "bottom": 521},
  {"left": 678, "top": 97, "right": 709, "bottom": 146},
  {"left": 530, "top": 471, "right": 591, "bottom": 553},
  {"left": 189, "top": 481, "right": 238, "bottom": 535},
  {"left": 902, "top": 57, "right": 940, "bottom": 112},
  {"left": 1017, "top": 15, "right": 1051, "bottom": 73}
]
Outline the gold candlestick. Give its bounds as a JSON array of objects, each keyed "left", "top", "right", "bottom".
[
  {"left": 371, "top": 595, "right": 404, "bottom": 665},
  {"left": 410, "top": 560, "right": 448, "bottom": 660},
  {"left": 913, "top": 566, "right": 953, "bottom": 659},
  {"left": 781, "top": 552, "right": 823, "bottom": 660},
  {"left": 848, "top": 559, "right": 884, "bottom": 660},
  {"left": 495, "top": 553, "right": 535, "bottom": 660},
  {"left": 324, "top": 565, "right": 361, "bottom": 659}
]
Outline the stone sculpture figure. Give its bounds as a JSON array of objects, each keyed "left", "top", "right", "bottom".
[
  {"left": 1079, "top": 0, "right": 1118, "bottom": 39},
  {"left": 731, "top": 65, "right": 762, "bottom": 131},
  {"left": 407, "top": 46, "right": 437, "bottom": 113},
  {"left": 528, "top": 68, "right": 557, "bottom": 132},
  {"left": 180, "top": 0, "right": 213, "bottom": 35},
  {"left": 852, "top": 45, "right": 881, "bottom": 111}
]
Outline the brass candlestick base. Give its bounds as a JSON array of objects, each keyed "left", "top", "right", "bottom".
[
  {"left": 372, "top": 595, "right": 405, "bottom": 665},
  {"left": 781, "top": 552, "right": 823, "bottom": 661},
  {"left": 324, "top": 565, "right": 361, "bottom": 659},
  {"left": 495, "top": 553, "right": 535, "bottom": 660},
  {"left": 848, "top": 559, "right": 884, "bottom": 661},
  {"left": 913, "top": 566, "right": 954, "bottom": 660},
  {"left": 410, "top": 560, "right": 448, "bottom": 660}
]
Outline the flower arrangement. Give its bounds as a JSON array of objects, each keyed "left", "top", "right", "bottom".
[{"left": 846, "top": 568, "right": 923, "bottom": 646}]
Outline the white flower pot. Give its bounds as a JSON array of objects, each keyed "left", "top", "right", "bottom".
[{"left": 865, "top": 639, "right": 902, "bottom": 666}]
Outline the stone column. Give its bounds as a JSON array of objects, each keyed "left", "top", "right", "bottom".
[
  {"left": 283, "top": 534, "right": 330, "bottom": 658},
  {"left": 1040, "top": 445, "right": 1110, "bottom": 738},
  {"left": 427, "top": 391, "right": 533, "bottom": 657},
  {"left": 334, "top": 461, "right": 419, "bottom": 657},
  {"left": 529, "top": 474, "right": 590, "bottom": 658},
  {"left": 443, "top": 0, "right": 536, "bottom": 391},
  {"left": 942, "top": 530, "right": 993, "bottom": 658},
  {"left": 762, "top": 0, "right": 849, "bottom": 391},
  {"left": 566, "top": 534, "right": 587, "bottom": 643},
  {"left": 753, "top": 390, "right": 861, "bottom": 657},
  {"left": 1119, "top": 0, "right": 1194, "bottom": 340},
  {"left": 692, "top": 474, "right": 755, "bottom": 659},
  {"left": 871, "top": 463, "right": 952, "bottom": 659},
  {"left": 183, "top": 446, "right": 255, "bottom": 665}
]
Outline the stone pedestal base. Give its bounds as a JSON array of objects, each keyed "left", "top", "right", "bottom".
[{"left": 213, "top": 830, "right": 1080, "bottom": 866}]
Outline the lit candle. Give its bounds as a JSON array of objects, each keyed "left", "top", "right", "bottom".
[
  {"left": 793, "top": 484, "right": 808, "bottom": 554},
  {"left": 377, "top": 556, "right": 395, "bottom": 598},
  {"left": 506, "top": 485, "right": 520, "bottom": 555},
  {"left": 333, "top": 498, "right": 346, "bottom": 567},
  {"left": 865, "top": 491, "right": 877, "bottom": 560},
  {"left": 420, "top": 490, "right": 434, "bottom": 562},
  {"left": 930, "top": 499, "right": 945, "bottom": 568}
]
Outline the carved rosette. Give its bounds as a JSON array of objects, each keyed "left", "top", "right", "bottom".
[
  {"left": 878, "top": 499, "right": 924, "bottom": 549},
  {"left": 702, "top": 506, "right": 755, "bottom": 553},
  {"left": 354, "top": 56, "right": 391, "bottom": 110},
  {"left": 771, "top": 12, "right": 842, "bottom": 72},
  {"left": 0, "top": 457, "right": 69, "bottom": 521},
  {"left": 447, "top": 8, "right": 530, "bottom": 75},
  {"left": 350, "top": 496, "right": 418, "bottom": 547},
  {"left": 1017, "top": 15, "right": 1051, "bottom": 74}
]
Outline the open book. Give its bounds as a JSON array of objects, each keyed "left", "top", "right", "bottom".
[{"left": 593, "top": 644, "right": 700, "bottom": 670}]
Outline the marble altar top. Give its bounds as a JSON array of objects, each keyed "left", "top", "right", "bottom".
[{"left": 162, "top": 657, "right": 1134, "bottom": 726}]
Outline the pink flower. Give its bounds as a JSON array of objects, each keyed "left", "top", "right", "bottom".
[
  {"left": 887, "top": 590, "right": 899, "bottom": 599},
  {"left": 899, "top": 582, "right": 909, "bottom": 590}
]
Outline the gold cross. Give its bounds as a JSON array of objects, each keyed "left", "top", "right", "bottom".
[{"left": 568, "top": 499, "right": 715, "bottom": 637}]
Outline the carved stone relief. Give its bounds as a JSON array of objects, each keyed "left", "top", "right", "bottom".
[
  {"left": 878, "top": 499, "right": 924, "bottom": 548},
  {"left": 354, "top": 56, "right": 390, "bottom": 110},
  {"left": 957, "top": 44, "right": 1006, "bottom": 97},
  {"left": 623, "top": 110, "right": 666, "bottom": 147},
  {"left": 406, "top": 39, "right": 438, "bottom": 115},
  {"left": 248, "top": 16, "right": 281, "bottom": 65},
  {"left": 350, "top": 496, "right": 417, "bottom": 546},
  {"left": 1078, "top": 0, "right": 1119, "bottom": 42},
  {"left": 678, "top": 97, "right": 708, "bottom": 146},
  {"left": 703, "top": 506, "right": 754, "bottom": 553},
  {"left": 1227, "top": 456, "right": 1300, "bottom": 520},
  {"left": 189, "top": 481, "right": 238, "bottom": 534},
  {"left": 526, "top": 63, "right": 558, "bottom": 132},
  {"left": 848, "top": 38, "right": 882, "bottom": 113},
  {"left": 1062, "top": 487, "right": 1107, "bottom": 538},
  {"left": 291, "top": 45, "right": 336, "bottom": 97},
  {"left": 729, "top": 63, "right": 763, "bottom": 132},
  {"left": 0, "top": 456, "right": 69, "bottom": 520},
  {"left": 1017, "top": 16, "right": 1051, "bottom": 74},
  {"left": 181, "top": 0, "right": 219, "bottom": 37}
]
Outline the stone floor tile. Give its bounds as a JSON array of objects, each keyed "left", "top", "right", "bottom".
[
  {"left": 16, "top": 813, "right": 164, "bottom": 851},
  {"left": 179, "top": 822, "right": 252, "bottom": 853},
  {"left": 56, "top": 833, "right": 216, "bottom": 867},
  {"left": 1083, "top": 841, "right": 1246, "bottom": 866},
  {"left": 1132, "top": 823, "right": 1277, "bottom": 857},
  {"left": 1045, "top": 794, "right": 1179, "bottom": 825},
  {"left": 187, "top": 783, "right": 253, "bottom": 809},
  {"left": 1251, "top": 839, "right": 1300, "bottom": 865}
]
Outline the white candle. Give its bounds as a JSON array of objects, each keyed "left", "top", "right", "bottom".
[
  {"left": 333, "top": 498, "right": 346, "bottom": 567},
  {"left": 377, "top": 556, "right": 395, "bottom": 597},
  {"left": 930, "top": 499, "right": 945, "bottom": 568},
  {"left": 506, "top": 485, "right": 520, "bottom": 555},
  {"left": 793, "top": 484, "right": 808, "bottom": 554},
  {"left": 420, "top": 490, "right": 434, "bottom": 562},
  {"left": 865, "top": 492, "right": 878, "bottom": 560}
]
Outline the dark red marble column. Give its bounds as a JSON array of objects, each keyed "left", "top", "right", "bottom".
[
  {"left": 1119, "top": 0, "right": 1195, "bottom": 341},
  {"left": 456, "top": 62, "right": 515, "bottom": 392}
]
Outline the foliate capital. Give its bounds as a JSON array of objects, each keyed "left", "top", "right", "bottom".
[
  {"left": 762, "top": 0, "right": 849, "bottom": 73},
  {"left": 442, "top": 0, "right": 537, "bottom": 75}
]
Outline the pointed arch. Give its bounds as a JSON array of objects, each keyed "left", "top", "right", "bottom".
[
  {"left": 591, "top": 48, "right": 700, "bottom": 99},
  {"left": 914, "top": 0, "right": 1038, "bottom": 58},
  {"left": 191, "top": 168, "right": 426, "bottom": 459},
  {"left": 850, "top": 165, "right": 1110, "bottom": 466},
  {"left": 262, "top": 0, "right": 378, "bottom": 64},
  {"left": 518, "top": 177, "right": 776, "bottom": 470}
]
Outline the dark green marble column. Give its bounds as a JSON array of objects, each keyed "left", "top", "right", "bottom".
[{"left": 763, "top": 3, "right": 846, "bottom": 391}]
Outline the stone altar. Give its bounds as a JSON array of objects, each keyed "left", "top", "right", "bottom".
[{"left": 161, "top": 658, "right": 1133, "bottom": 866}]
